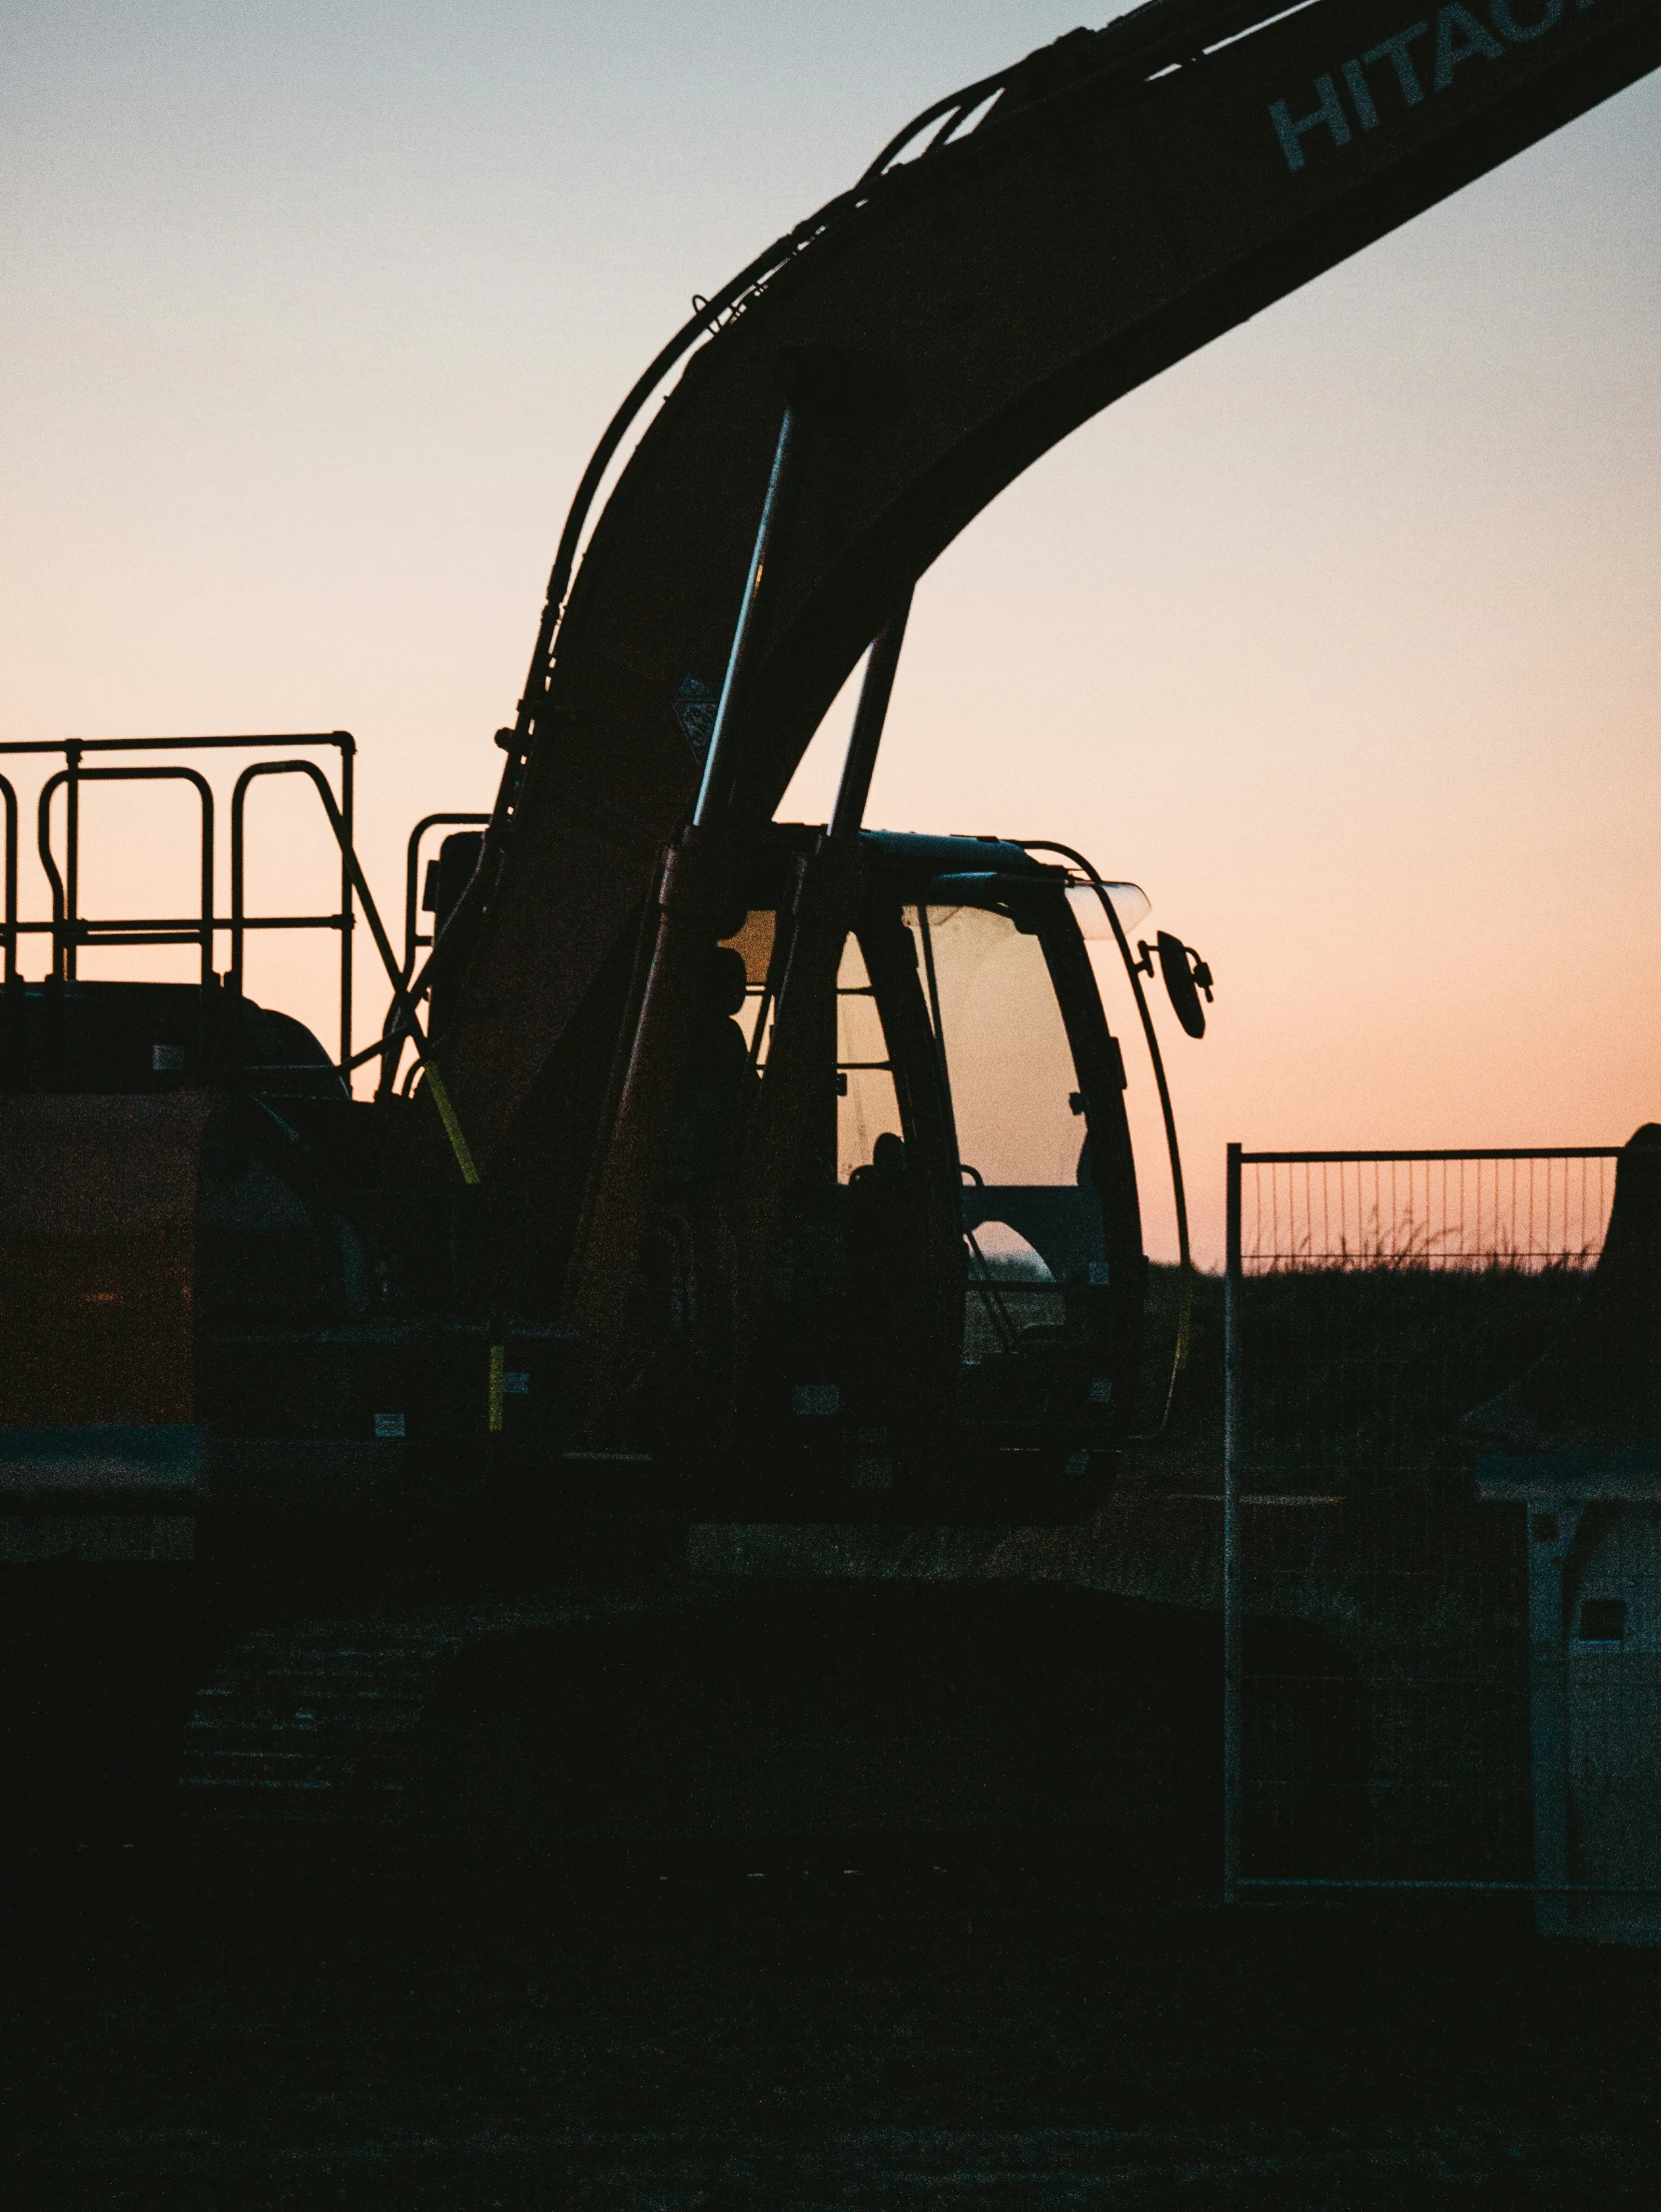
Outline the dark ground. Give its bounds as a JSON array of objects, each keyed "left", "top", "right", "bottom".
[
  {"left": 4, "top": 1862, "right": 1660, "bottom": 2210},
  {"left": 5, "top": 1256, "right": 1653, "bottom": 2210}
]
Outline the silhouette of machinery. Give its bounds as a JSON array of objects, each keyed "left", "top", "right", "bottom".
[{"left": 2, "top": 0, "right": 1655, "bottom": 1861}]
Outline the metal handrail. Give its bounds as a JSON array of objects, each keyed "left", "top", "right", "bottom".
[
  {"left": 0, "top": 732, "right": 482, "bottom": 1179},
  {"left": 0, "top": 731, "right": 356, "bottom": 1077},
  {"left": 402, "top": 812, "right": 489, "bottom": 983},
  {"left": 0, "top": 731, "right": 353, "bottom": 756},
  {"left": 0, "top": 774, "right": 16, "bottom": 990},
  {"left": 228, "top": 758, "right": 444, "bottom": 1103},
  {"left": 6, "top": 913, "right": 348, "bottom": 935},
  {"left": 38, "top": 765, "right": 215, "bottom": 989},
  {"left": 229, "top": 759, "right": 356, "bottom": 1070}
]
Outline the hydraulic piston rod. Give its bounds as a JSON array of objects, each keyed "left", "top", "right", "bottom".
[
  {"left": 693, "top": 403, "right": 806, "bottom": 830},
  {"left": 829, "top": 588, "right": 914, "bottom": 846}
]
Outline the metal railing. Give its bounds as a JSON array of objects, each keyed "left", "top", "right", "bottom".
[
  {"left": 0, "top": 731, "right": 419, "bottom": 1090},
  {"left": 1222, "top": 1142, "right": 1632, "bottom": 1905},
  {"left": 401, "top": 813, "right": 489, "bottom": 985}
]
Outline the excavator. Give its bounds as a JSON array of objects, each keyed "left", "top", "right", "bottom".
[{"left": 2, "top": 0, "right": 1656, "bottom": 1869}]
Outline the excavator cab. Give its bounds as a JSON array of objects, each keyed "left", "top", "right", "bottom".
[{"left": 590, "top": 825, "right": 1150, "bottom": 1522}]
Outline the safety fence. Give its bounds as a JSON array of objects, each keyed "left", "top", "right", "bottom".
[{"left": 1220, "top": 1145, "right": 1643, "bottom": 1906}]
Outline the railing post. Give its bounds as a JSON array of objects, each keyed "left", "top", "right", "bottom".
[
  {"left": 195, "top": 777, "right": 216, "bottom": 1064},
  {"left": 1224, "top": 1139, "right": 1244, "bottom": 1906},
  {"left": 339, "top": 739, "right": 355, "bottom": 1082},
  {"left": 0, "top": 776, "right": 18, "bottom": 1093},
  {"left": 63, "top": 741, "right": 81, "bottom": 984}
]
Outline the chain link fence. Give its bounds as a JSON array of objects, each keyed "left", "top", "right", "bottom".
[{"left": 1221, "top": 1146, "right": 1626, "bottom": 1901}]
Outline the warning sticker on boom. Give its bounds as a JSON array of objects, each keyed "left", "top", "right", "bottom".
[{"left": 673, "top": 674, "right": 718, "bottom": 763}]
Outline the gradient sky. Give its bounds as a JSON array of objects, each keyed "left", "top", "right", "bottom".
[{"left": 5, "top": 2, "right": 1658, "bottom": 1262}]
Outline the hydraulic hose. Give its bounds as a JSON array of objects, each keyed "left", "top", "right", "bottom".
[{"left": 405, "top": 1, "right": 1312, "bottom": 1073}]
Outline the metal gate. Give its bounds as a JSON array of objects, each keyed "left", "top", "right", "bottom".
[{"left": 1219, "top": 1144, "right": 1661, "bottom": 1919}]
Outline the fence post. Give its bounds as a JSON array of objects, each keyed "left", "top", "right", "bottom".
[{"left": 1223, "top": 1140, "right": 1244, "bottom": 1905}]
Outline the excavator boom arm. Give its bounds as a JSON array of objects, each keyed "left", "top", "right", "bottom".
[{"left": 443, "top": 0, "right": 1659, "bottom": 1173}]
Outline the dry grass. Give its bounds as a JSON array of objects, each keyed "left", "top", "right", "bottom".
[{"left": 1129, "top": 1255, "right": 1592, "bottom": 1496}]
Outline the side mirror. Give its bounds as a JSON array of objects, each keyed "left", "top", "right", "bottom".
[{"left": 1139, "top": 932, "right": 1214, "bottom": 1039}]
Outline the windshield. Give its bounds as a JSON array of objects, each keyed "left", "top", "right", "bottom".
[{"left": 908, "top": 901, "right": 1081, "bottom": 1187}]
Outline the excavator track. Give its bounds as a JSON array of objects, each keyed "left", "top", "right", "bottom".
[
  {"left": 180, "top": 1619, "right": 471, "bottom": 1849},
  {"left": 171, "top": 1580, "right": 1245, "bottom": 1892},
  {"left": 175, "top": 1588, "right": 680, "bottom": 1879}
]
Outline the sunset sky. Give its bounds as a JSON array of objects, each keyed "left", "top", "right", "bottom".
[{"left": 6, "top": 2, "right": 1658, "bottom": 1262}]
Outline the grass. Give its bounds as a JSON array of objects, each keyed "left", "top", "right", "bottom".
[{"left": 1130, "top": 1255, "right": 1594, "bottom": 1494}]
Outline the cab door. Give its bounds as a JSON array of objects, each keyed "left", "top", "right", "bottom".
[{"left": 904, "top": 885, "right": 1145, "bottom": 1461}]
